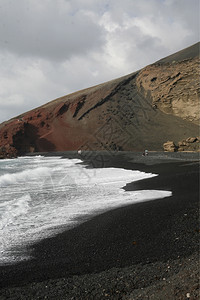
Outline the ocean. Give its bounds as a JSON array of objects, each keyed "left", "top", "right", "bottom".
[{"left": 0, "top": 156, "right": 171, "bottom": 265}]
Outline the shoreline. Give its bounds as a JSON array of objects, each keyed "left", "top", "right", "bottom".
[{"left": 0, "top": 152, "right": 199, "bottom": 299}]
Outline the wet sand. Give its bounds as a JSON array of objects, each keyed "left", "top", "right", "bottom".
[{"left": 0, "top": 151, "right": 199, "bottom": 299}]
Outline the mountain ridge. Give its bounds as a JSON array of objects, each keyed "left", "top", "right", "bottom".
[{"left": 0, "top": 42, "right": 199, "bottom": 158}]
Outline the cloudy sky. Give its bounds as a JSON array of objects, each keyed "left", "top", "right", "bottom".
[{"left": 0, "top": 0, "right": 199, "bottom": 123}]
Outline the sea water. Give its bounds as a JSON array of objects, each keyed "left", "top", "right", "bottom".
[{"left": 0, "top": 156, "right": 171, "bottom": 265}]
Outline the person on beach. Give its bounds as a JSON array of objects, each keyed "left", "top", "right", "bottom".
[{"left": 142, "top": 150, "right": 149, "bottom": 156}]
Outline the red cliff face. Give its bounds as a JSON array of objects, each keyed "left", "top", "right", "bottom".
[{"left": 0, "top": 43, "right": 199, "bottom": 158}]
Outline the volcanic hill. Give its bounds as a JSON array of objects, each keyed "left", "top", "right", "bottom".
[{"left": 0, "top": 42, "right": 199, "bottom": 158}]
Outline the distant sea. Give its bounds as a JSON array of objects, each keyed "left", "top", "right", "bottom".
[{"left": 0, "top": 156, "right": 171, "bottom": 265}]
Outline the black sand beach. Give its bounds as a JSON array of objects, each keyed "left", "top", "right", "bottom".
[{"left": 0, "top": 152, "right": 199, "bottom": 299}]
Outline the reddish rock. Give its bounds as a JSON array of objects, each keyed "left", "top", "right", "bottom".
[{"left": 0, "top": 144, "right": 17, "bottom": 159}]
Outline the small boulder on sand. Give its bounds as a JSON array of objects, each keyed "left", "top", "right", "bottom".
[
  {"left": 163, "top": 141, "right": 178, "bottom": 152},
  {"left": 177, "top": 137, "right": 200, "bottom": 152}
]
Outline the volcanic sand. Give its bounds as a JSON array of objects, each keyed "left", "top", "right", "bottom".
[{"left": 0, "top": 151, "right": 199, "bottom": 299}]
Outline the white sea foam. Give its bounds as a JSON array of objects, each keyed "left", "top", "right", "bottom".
[
  {"left": 0, "top": 194, "right": 31, "bottom": 230},
  {"left": 0, "top": 156, "right": 172, "bottom": 264},
  {"left": 0, "top": 167, "right": 51, "bottom": 187}
]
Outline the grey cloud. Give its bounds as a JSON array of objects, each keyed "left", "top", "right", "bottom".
[
  {"left": 0, "top": 0, "right": 199, "bottom": 123},
  {"left": 164, "top": 0, "right": 199, "bottom": 44},
  {"left": 0, "top": 0, "right": 105, "bottom": 61},
  {"left": 103, "top": 0, "right": 199, "bottom": 47}
]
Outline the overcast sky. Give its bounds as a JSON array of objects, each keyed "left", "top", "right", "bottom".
[{"left": 0, "top": 0, "right": 199, "bottom": 123}]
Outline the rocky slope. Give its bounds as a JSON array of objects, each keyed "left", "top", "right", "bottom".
[
  {"left": 136, "top": 56, "right": 199, "bottom": 124},
  {"left": 0, "top": 42, "right": 199, "bottom": 158}
]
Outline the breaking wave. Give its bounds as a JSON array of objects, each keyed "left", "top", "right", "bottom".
[
  {"left": 0, "top": 167, "right": 50, "bottom": 187},
  {"left": 0, "top": 156, "right": 172, "bottom": 264}
]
